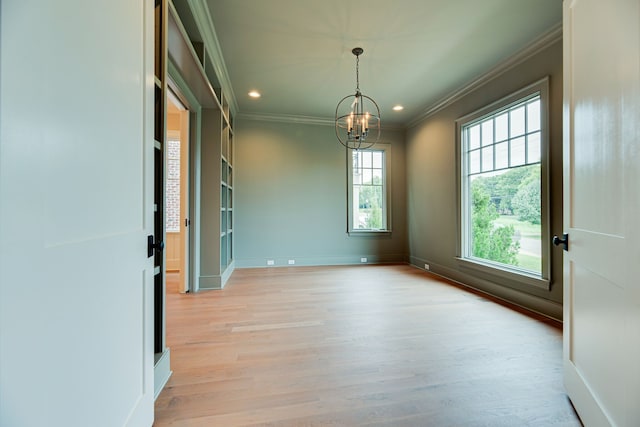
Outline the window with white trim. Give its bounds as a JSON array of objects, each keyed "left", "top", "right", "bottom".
[
  {"left": 347, "top": 144, "right": 391, "bottom": 234},
  {"left": 457, "top": 79, "right": 549, "bottom": 287}
]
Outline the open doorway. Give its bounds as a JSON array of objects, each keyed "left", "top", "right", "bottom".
[{"left": 165, "top": 90, "right": 190, "bottom": 294}]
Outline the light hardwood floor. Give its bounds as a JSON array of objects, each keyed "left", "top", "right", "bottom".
[{"left": 155, "top": 265, "right": 582, "bottom": 426}]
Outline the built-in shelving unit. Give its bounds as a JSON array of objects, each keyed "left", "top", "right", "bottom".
[
  {"left": 221, "top": 118, "right": 233, "bottom": 271},
  {"left": 167, "top": 0, "right": 235, "bottom": 289}
]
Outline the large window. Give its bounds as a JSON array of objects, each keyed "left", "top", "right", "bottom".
[
  {"left": 348, "top": 144, "right": 391, "bottom": 234},
  {"left": 457, "top": 79, "right": 549, "bottom": 288}
]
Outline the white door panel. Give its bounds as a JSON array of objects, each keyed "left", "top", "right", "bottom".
[
  {"left": 563, "top": 0, "right": 640, "bottom": 426},
  {"left": 571, "top": 263, "right": 626, "bottom": 419},
  {"left": 0, "top": 1, "right": 154, "bottom": 426}
]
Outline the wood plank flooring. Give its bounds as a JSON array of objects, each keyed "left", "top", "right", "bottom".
[{"left": 154, "top": 265, "right": 582, "bottom": 426}]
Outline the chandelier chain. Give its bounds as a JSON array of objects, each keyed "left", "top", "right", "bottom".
[{"left": 355, "top": 54, "right": 360, "bottom": 92}]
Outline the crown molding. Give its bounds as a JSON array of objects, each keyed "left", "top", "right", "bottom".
[
  {"left": 407, "top": 22, "right": 563, "bottom": 128},
  {"left": 187, "top": 0, "right": 239, "bottom": 116},
  {"left": 237, "top": 112, "right": 406, "bottom": 131},
  {"left": 237, "top": 112, "right": 335, "bottom": 126}
]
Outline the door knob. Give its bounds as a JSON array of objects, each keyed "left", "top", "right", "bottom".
[
  {"left": 147, "top": 235, "right": 165, "bottom": 257},
  {"left": 553, "top": 233, "right": 569, "bottom": 251}
]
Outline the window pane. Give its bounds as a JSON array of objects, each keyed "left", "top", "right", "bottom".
[
  {"left": 469, "top": 149, "right": 480, "bottom": 174},
  {"left": 356, "top": 184, "right": 384, "bottom": 230},
  {"left": 510, "top": 106, "right": 525, "bottom": 137},
  {"left": 495, "top": 142, "right": 508, "bottom": 169},
  {"left": 352, "top": 169, "right": 361, "bottom": 184},
  {"left": 481, "top": 146, "right": 493, "bottom": 172},
  {"left": 495, "top": 112, "right": 508, "bottom": 141},
  {"left": 352, "top": 155, "right": 359, "bottom": 172},
  {"left": 481, "top": 120, "right": 494, "bottom": 146},
  {"left": 362, "top": 186, "right": 384, "bottom": 229},
  {"left": 362, "top": 151, "right": 372, "bottom": 168},
  {"left": 527, "top": 132, "right": 541, "bottom": 164},
  {"left": 373, "top": 168, "right": 382, "bottom": 183},
  {"left": 372, "top": 151, "right": 383, "bottom": 168},
  {"left": 468, "top": 166, "right": 541, "bottom": 273},
  {"left": 527, "top": 100, "right": 541, "bottom": 132},
  {"left": 353, "top": 186, "right": 362, "bottom": 228},
  {"left": 362, "top": 169, "right": 372, "bottom": 184},
  {"left": 510, "top": 137, "right": 526, "bottom": 166},
  {"left": 469, "top": 124, "right": 481, "bottom": 149}
]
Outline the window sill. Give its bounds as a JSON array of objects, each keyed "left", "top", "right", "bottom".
[
  {"left": 456, "top": 257, "right": 550, "bottom": 290},
  {"left": 348, "top": 229, "right": 392, "bottom": 237}
]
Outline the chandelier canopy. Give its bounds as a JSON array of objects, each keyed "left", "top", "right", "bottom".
[{"left": 335, "top": 47, "right": 381, "bottom": 150}]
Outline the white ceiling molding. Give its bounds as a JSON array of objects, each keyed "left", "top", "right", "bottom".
[
  {"left": 189, "top": 0, "right": 238, "bottom": 116},
  {"left": 407, "top": 22, "right": 562, "bottom": 129},
  {"left": 237, "top": 112, "right": 334, "bottom": 126},
  {"left": 237, "top": 112, "right": 405, "bottom": 131}
]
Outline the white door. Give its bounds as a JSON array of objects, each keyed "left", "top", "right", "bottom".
[
  {"left": 562, "top": 0, "right": 640, "bottom": 425},
  {"left": 0, "top": 1, "right": 155, "bottom": 427}
]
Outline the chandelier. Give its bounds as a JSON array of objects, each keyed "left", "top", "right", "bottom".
[{"left": 335, "top": 47, "right": 381, "bottom": 150}]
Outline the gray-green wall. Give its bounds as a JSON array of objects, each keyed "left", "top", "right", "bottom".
[
  {"left": 235, "top": 119, "right": 407, "bottom": 267},
  {"left": 405, "top": 40, "right": 564, "bottom": 319},
  {"left": 232, "top": 40, "right": 563, "bottom": 320}
]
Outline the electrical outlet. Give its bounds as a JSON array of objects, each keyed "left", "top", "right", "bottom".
[
  {"left": 288, "top": 259, "right": 295, "bottom": 265},
  {"left": 424, "top": 263, "right": 430, "bottom": 271},
  {"left": 267, "top": 259, "right": 275, "bottom": 266},
  {"left": 361, "top": 257, "right": 367, "bottom": 263}
]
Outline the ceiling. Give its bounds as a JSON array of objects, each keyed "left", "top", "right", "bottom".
[{"left": 206, "top": 0, "right": 562, "bottom": 127}]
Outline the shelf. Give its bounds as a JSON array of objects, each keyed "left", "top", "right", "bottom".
[
  {"left": 167, "top": 2, "right": 220, "bottom": 109},
  {"left": 203, "top": 52, "right": 222, "bottom": 102},
  {"left": 171, "top": 0, "right": 204, "bottom": 54}
]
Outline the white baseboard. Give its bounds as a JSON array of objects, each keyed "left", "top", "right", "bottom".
[
  {"left": 199, "top": 261, "right": 235, "bottom": 290},
  {"left": 234, "top": 254, "right": 408, "bottom": 269},
  {"left": 408, "top": 256, "right": 562, "bottom": 321}
]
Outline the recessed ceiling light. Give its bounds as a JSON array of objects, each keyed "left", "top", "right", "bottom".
[
  {"left": 393, "top": 105, "right": 404, "bottom": 111},
  {"left": 248, "top": 91, "right": 261, "bottom": 98}
]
